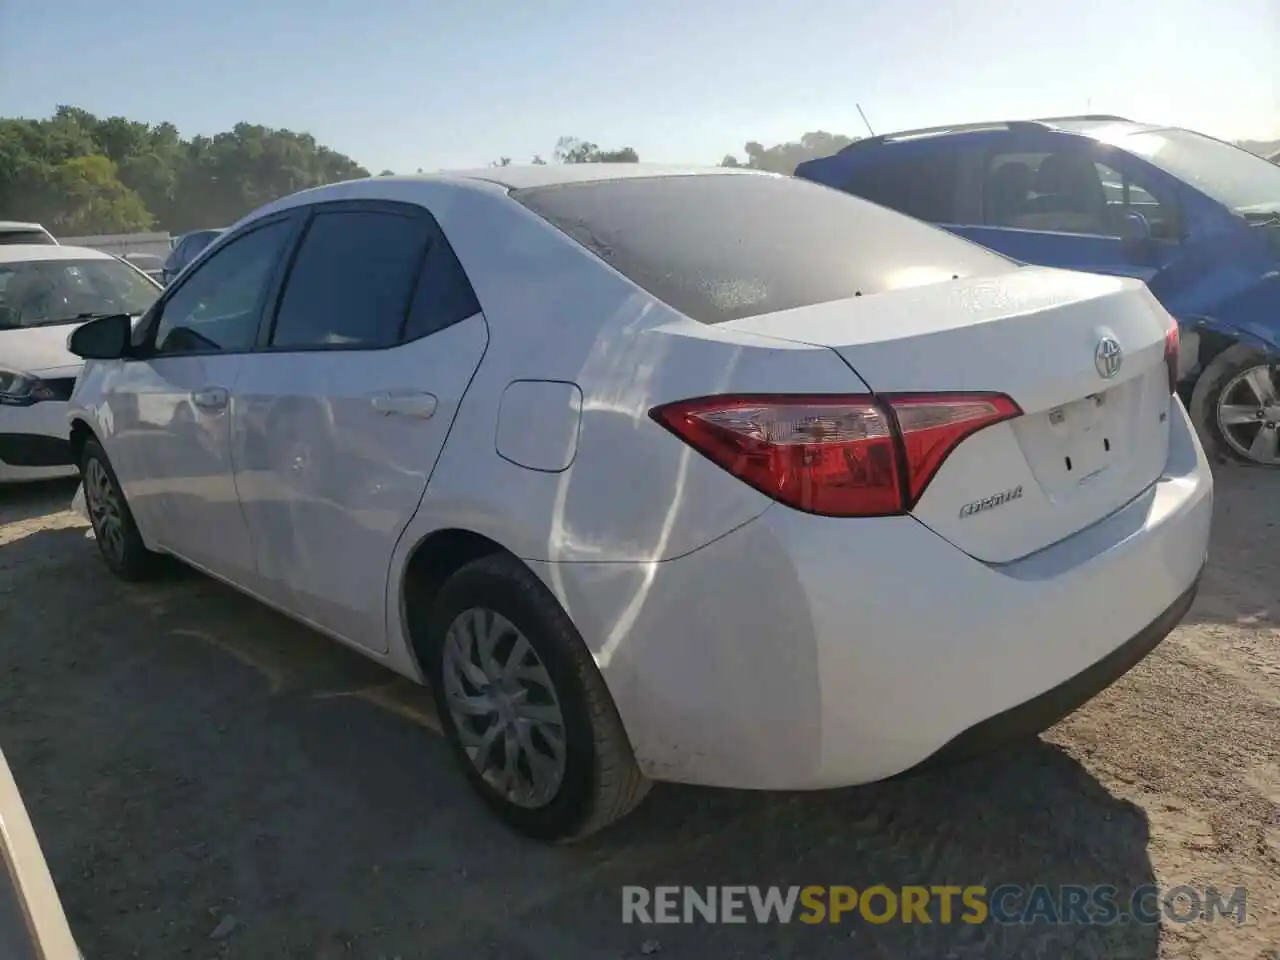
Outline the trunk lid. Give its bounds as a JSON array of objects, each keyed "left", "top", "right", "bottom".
[{"left": 724, "top": 267, "right": 1175, "bottom": 563}]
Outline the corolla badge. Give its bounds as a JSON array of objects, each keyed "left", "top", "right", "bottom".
[
  {"left": 1095, "top": 336, "right": 1123, "bottom": 379},
  {"left": 958, "top": 485, "right": 1023, "bottom": 519}
]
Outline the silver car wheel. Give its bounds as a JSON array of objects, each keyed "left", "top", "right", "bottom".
[
  {"left": 1216, "top": 363, "right": 1280, "bottom": 465},
  {"left": 83, "top": 458, "right": 126, "bottom": 563},
  {"left": 441, "top": 607, "right": 567, "bottom": 809}
]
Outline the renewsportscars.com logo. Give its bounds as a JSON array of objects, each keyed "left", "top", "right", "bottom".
[{"left": 622, "top": 885, "right": 1248, "bottom": 926}]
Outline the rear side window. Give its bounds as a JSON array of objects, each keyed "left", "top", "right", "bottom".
[
  {"left": 844, "top": 152, "right": 961, "bottom": 222},
  {"left": 402, "top": 232, "right": 482, "bottom": 341},
  {"left": 270, "top": 209, "right": 432, "bottom": 348},
  {"left": 513, "top": 174, "right": 1007, "bottom": 325},
  {"left": 0, "top": 230, "right": 55, "bottom": 246}
]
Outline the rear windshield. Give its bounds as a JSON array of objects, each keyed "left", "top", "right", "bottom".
[
  {"left": 0, "top": 230, "right": 54, "bottom": 246},
  {"left": 512, "top": 174, "right": 1011, "bottom": 324}
]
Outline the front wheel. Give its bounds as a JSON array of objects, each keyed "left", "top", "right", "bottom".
[
  {"left": 80, "top": 439, "right": 164, "bottom": 581},
  {"left": 1189, "top": 345, "right": 1280, "bottom": 466},
  {"left": 423, "top": 554, "right": 650, "bottom": 842}
]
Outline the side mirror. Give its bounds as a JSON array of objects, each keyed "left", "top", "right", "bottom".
[
  {"left": 1119, "top": 210, "right": 1152, "bottom": 245},
  {"left": 67, "top": 313, "right": 132, "bottom": 360}
]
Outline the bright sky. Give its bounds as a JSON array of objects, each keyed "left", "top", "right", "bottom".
[{"left": 2, "top": 0, "right": 1276, "bottom": 173}]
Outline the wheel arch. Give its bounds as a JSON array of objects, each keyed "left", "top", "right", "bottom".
[
  {"left": 1188, "top": 340, "right": 1276, "bottom": 463},
  {"left": 397, "top": 527, "right": 515, "bottom": 673},
  {"left": 68, "top": 418, "right": 97, "bottom": 467}
]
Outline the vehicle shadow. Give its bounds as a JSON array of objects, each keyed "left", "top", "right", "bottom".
[
  {"left": 0, "top": 478, "right": 79, "bottom": 527},
  {"left": 0, "top": 523, "right": 1162, "bottom": 960}
]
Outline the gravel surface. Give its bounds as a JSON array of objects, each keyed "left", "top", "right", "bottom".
[{"left": 0, "top": 469, "right": 1277, "bottom": 959}]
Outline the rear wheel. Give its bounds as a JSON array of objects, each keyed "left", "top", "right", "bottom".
[
  {"left": 1190, "top": 345, "right": 1280, "bottom": 466},
  {"left": 80, "top": 439, "right": 164, "bottom": 581},
  {"left": 423, "top": 553, "right": 650, "bottom": 841}
]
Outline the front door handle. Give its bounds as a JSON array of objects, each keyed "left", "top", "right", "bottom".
[
  {"left": 192, "top": 386, "right": 229, "bottom": 412},
  {"left": 369, "top": 391, "right": 437, "bottom": 419}
]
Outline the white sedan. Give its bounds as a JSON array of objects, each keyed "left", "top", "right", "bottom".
[
  {"left": 65, "top": 165, "right": 1212, "bottom": 841},
  {"left": 0, "top": 245, "right": 159, "bottom": 482}
]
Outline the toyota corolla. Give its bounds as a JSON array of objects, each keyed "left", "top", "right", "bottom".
[{"left": 65, "top": 165, "right": 1211, "bottom": 841}]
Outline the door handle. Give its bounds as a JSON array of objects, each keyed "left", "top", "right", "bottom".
[
  {"left": 191, "top": 386, "right": 229, "bottom": 412},
  {"left": 369, "top": 391, "right": 437, "bottom": 419}
]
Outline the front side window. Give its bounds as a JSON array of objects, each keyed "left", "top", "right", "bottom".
[
  {"left": 154, "top": 220, "right": 291, "bottom": 355},
  {"left": 0, "top": 258, "right": 160, "bottom": 329},
  {"left": 513, "top": 173, "right": 1008, "bottom": 326},
  {"left": 1093, "top": 161, "right": 1178, "bottom": 240},
  {"left": 982, "top": 150, "right": 1176, "bottom": 239},
  {"left": 269, "top": 209, "right": 431, "bottom": 349}
]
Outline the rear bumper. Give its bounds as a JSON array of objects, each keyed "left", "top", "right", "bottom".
[
  {"left": 908, "top": 569, "right": 1201, "bottom": 774},
  {"left": 531, "top": 400, "right": 1212, "bottom": 790}
]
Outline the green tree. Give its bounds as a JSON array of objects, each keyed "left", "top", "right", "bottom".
[
  {"left": 0, "top": 106, "right": 370, "bottom": 235},
  {"left": 553, "top": 136, "right": 639, "bottom": 163},
  {"left": 48, "top": 155, "right": 154, "bottom": 234}
]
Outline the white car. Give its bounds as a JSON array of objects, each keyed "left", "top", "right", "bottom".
[
  {"left": 0, "top": 221, "right": 57, "bottom": 246},
  {"left": 65, "top": 165, "right": 1212, "bottom": 841},
  {"left": 0, "top": 245, "right": 160, "bottom": 483}
]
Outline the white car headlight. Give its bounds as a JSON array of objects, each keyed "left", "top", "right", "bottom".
[{"left": 0, "top": 369, "right": 57, "bottom": 404}]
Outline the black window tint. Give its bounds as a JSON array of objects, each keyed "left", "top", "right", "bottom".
[
  {"left": 270, "top": 210, "right": 431, "bottom": 349},
  {"left": 513, "top": 174, "right": 1007, "bottom": 325},
  {"left": 402, "top": 231, "right": 481, "bottom": 341},
  {"left": 0, "top": 230, "right": 54, "bottom": 246},
  {"left": 844, "top": 152, "right": 961, "bottom": 222},
  {"left": 155, "top": 220, "right": 290, "bottom": 355}
]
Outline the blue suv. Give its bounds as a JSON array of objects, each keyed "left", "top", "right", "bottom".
[{"left": 796, "top": 116, "right": 1280, "bottom": 466}]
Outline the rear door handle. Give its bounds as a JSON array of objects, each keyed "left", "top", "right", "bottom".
[
  {"left": 192, "top": 386, "right": 229, "bottom": 412},
  {"left": 369, "top": 391, "right": 437, "bottom": 419}
]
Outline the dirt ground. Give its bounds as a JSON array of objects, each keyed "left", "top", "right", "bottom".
[{"left": 0, "top": 467, "right": 1277, "bottom": 960}]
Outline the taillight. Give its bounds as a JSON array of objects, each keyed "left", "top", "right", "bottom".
[
  {"left": 1164, "top": 325, "right": 1180, "bottom": 394},
  {"left": 649, "top": 392, "right": 1021, "bottom": 517}
]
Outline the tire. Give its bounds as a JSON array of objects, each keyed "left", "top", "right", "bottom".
[
  {"left": 1189, "top": 344, "right": 1280, "bottom": 466},
  {"left": 423, "top": 553, "right": 650, "bottom": 842},
  {"left": 79, "top": 439, "right": 164, "bottom": 581}
]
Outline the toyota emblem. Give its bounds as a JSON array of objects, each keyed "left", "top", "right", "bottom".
[{"left": 1095, "top": 336, "right": 1123, "bottom": 379}]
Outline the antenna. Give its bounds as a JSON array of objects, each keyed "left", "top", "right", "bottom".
[{"left": 856, "top": 104, "right": 876, "bottom": 137}]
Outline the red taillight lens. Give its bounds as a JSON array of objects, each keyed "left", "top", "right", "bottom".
[
  {"left": 1164, "top": 325, "right": 1180, "bottom": 394},
  {"left": 889, "top": 394, "right": 1023, "bottom": 503},
  {"left": 650, "top": 392, "right": 1020, "bottom": 517}
]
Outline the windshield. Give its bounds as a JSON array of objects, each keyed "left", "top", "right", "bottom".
[
  {"left": 513, "top": 174, "right": 1011, "bottom": 325},
  {"left": 1121, "top": 128, "right": 1280, "bottom": 213},
  {"left": 0, "top": 230, "right": 55, "bottom": 246},
  {"left": 0, "top": 258, "right": 160, "bottom": 328}
]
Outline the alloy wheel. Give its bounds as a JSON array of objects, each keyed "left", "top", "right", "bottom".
[
  {"left": 441, "top": 607, "right": 567, "bottom": 809},
  {"left": 84, "top": 458, "right": 126, "bottom": 562},
  {"left": 1216, "top": 363, "right": 1280, "bottom": 465}
]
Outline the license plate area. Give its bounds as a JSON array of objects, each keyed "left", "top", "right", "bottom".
[{"left": 1019, "top": 380, "right": 1138, "bottom": 497}]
